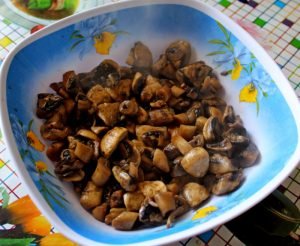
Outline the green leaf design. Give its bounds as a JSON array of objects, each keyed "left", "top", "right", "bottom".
[
  {"left": 256, "top": 99, "right": 260, "bottom": 116},
  {"left": 0, "top": 187, "right": 10, "bottom": 208},
  {"left": 208, "top": 39, "right": 228, "bottom": 46},
  {"left": 263, "top": 91, "right": 268, "bottom": 97},
  {"left": 47, "top": 186, "right": 69, "bottom": 204},
  {"left": 113, "top": 30, "right": 130, "bottom": 36},
  {"left": 27, "top": 119, "right": 33, "bottom": 132},
  {"left": 17, "top": 119, "right": 23, "bottom": 128},
  {"left": 217, "top": 22, "right": 230, "bottom": 42},
  {"left": 207, "top": 50, "right": 226, "bottom": 56},
  {"left": 41, "top": 189, "right": 54, "bottom": 210},
  {"left": 70, "top": 39, "right": 85, "bottom": 51},
  {"left": 0, "top": 238, "right": 35, "bottom": 246},
  {"left": 110, "top": 18, "right": 117, "bottom": 25},
  {"left": 70, "top": 30, "right": 83, "bottom": 39}
]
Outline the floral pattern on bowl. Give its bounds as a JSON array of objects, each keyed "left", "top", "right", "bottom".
[{"left": 1, "top": 1, "right": 300, "bottom": 245}]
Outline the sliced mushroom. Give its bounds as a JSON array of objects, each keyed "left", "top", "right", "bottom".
[
  {"left": 152, "top": 54, "right": 177, "bottom": 79},
  {"left": 77, "top": 129, "right": 99, "bottom": 141},
  {"left": 150, "top": 100, "right": 167, "bottom": 109},
  {"left": 173, "top": 113, "right": 195, "bottom": 125},
  {"left": 136, "top": 125, "right": 169, "bottom": 148},
  {"left": 195, "top": 116, "right": 208, "bottom": 133},
  {"left": 136, "top": 107, "right": 149, "bottom": 124},
  {"left": 156, "top": 85, "right": 172, "bottom": 102},
  {"left": 91, "top": 126, "right": 109, "bottom": 135},
  {"left": 126, "top": 42, "right": 153, "bottom": 68},
  {"left": 176, "top": 61, "right": 212, "bottom": 88},
  {"left": 171, "top": 135, "right": 193, "bottom": 155},
  {"left": 181, "top": 147, "right": 209, "bottom": 178},
  {"left": 171, "top": 157, "right": 187, "bottom": 177},
  {"left": 163, "top": 143, "right": 181, "bottom": 160},
  {"left": 165, "top": 40, "right": 191, "bottom": 69},
  {"left": 189, "top": 134, "right": 205, "bottom": 148},
  {"left": 101, "top": 127, "right": 128, "bottom": 158},
  {"left": 139, "top": 198, "right": 164, "bottom": 224},
  {"left": 235, "top": 142, "right": 260, "bottom": 168},
  {"left": 140, "top": 76, "right": 162, "bottom": 102},
  {"left": 212, "top": 170, "right": 244, "bottom": 195},
  {"left": 183, "top": 183, "right": 209, "bottom": 208},
  {"left": 77, "top": 93, "right": 91, "bottom": 111},
  {"left": 201, "top": 75, "right": 222, "bottom": 94},
  {"left": 93, "top": 59, "right": 120, "bottom": 87},
  {"left": 209, "top": 153, "right": 237, "bottom": 175},
  {"left": 132, "top": 72, "right": 145, "bottom": 95},
  {"left": 149, "top": 108, "right": 174, "bottom": 126},
  {"left": 36, "top": 93, "right": 64, "bottom": 119},
  {"left": 203, "top": 116, "right": 222, "bottom": 143},
  {"left": 92, "top": 158, "right": 111, "bottom": 186},
  {"left": 178, "top": 125, "right": 196, "bottom": 141},
  {"left": 154, "top": 192, "right": 176, "bottom": 217},
  {"left": 40, "top": 122, "right": 70, "bottom": 141},
  {"left": 171, "top": 86, "right": 185, "bottom": 98},
  {"left": 124, "top": 192, "right": 145, "bottom": 211},
  {"left": 92, "top": 203, "right": 108, "bottom": 222},
  {"left": 112, "top": 211, "right": 139, "bottom": 230},
  {"left": 206, "top": 138, "right": 233, "bottom": 156},
  {"left": 46, "top": 142, "right": 65, "bottom": 161},
  {"left": 80, "top": 181, "right": 103, "bottom": 210},
  {"left": 207, "top": 106, "right": 223, "bottom": 123},
  {"left": 97, "top": 102, "right": 120, "bottom": 126},
  {"left": 105, "top": 208, "right": 126, "bottom": 225},
  {"left": 112, "top": 166, "right": 136, "bottom": 192},
  {"left": 153, "top": 149, "right": 170, "bottom": 173},
  {"left": 87, "top": 85, "right": 112, "bottom": 106},
  {"left": 119, "top": 99, "right": 139, "bottom": 116},
  {"left": 222, "top": 105, "right": 235, "bottom": 124},
  {"left": 166, "top": 196, "right": 189, "bottom": 228},
  {"left": 138, "top": 181, "right": 167, "bottom": 198},
  {"left": 62, "top": 169, "right": 85, "bottom": 182},
  {"left": 74, "top": 141, "right": 94, "bottom": 163},
  {"left": 110, "top": 190, "right": 124, "bottom": 208}
]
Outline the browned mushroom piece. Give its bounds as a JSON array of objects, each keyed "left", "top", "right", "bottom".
[
  {"left": 110, "top": 190, "right": 125, "bottom": 208},
  {"left": 91, "top": 126, "right": 109, "bottom": 135},
  {"left": 63, "top": 169, "right": 85, "bottom": 182},
  {"left": 154, "top": 192, "right": 176, "bottom": 217},
  {"left": 181, "top": 147, "right": 209, "bottom": 178},
  {"left": 46, "top": 142, "right": 65, "bottom": 161},
  {"left": 212, "top": 170, "right": 244, "bottom": 195},
  {"left": 119, "top": 99, "right": 139, "bottom": 116},
  {"left": 166, "top": 196, "right": 189, "bottom": 228},
  {"left": 97, "top": 102, "right": 120, "bottom": 126},
  {"left": 87, "top": 85, "right": 112, "bottom": 106},
  {"left": 80, "top": 181, "right": 103, "bottom": 210},
  {"left": 207, "top": 106, "right": 223, "bottom": 123},
  {"left": 138, "top": 181, "right": 167, "bottom": 198},
  {"left": 101, "top": 127, "right": 128, "bottom": 158},
  {"left": 163, "top": 143, "right": 181, "bottom": 160},
  {"left": 171, "top": 135, "right": 193, "bottom": 155},
  {"left": 136, "top": 107, "right": 149, "bottom": 124},
  {"left": 112, "top": 211, "right": 139, "bottom": 231},
  {"left": 74, "top": 141, "right": 94, "bottom": 163},
  {"left": 203, "top": 116, "right": 222, "bottom": 143},
  {"left": 40, "top": 123, "right": 70, "bottom": 141},
  {"left": 209, "top": 153, "right": 237, "bottom": 175},
  {"left": 132, "top": 72, "right": 145, "bottom": 95},
  {"left": 92, "top": 203, "right": 108, "bottom": 222},
  {"left": 176, "top": 61, "right": 212, "bottom": 88},
  {"left": 36, "top": 93, "right": 64, "bottom": 119},
  {"left": 124, "top": 192, "right": 145, "bottom": 211},
  {"left": 140, "top": 75, "right": 162, "bottom": 102},
  {"left": 91, "top": 158, "right": 111, "bottom": 186},
  {"left": 201, "top": 75, "right": 222, "bottom": 95},
  {"left": 149, "top": 108, "right": 174, "bottom": 126},
  {"left": 183, "top": 183, "right": 210, "bottom": 208},
  {"left": 126, "top": 41, "right": 153, "bottom": 68},
  {"left": 153, "top": 149, "right": 170, "bottom": 173},
  {"left": 235, "top": 142, "right": 260, "bottom": 168},
  {"left": 77, "top": 129, "right": 99, "bottom": 141},
  {"left": 173, "top": 113, "right": 195, "bottom": 125},
  {"left": 206, "top": 138, "right": 233, "bottom": 156},
  {"left": 136, "top": 125, "right": 169, "bottom": 148},
  {"left": 189, "top": 134, "right": 205, "bottom": 148},
  {"left": 195, "top": 116, "right": 208, "bottom": 133},
  {"left": 165, "top": 40, "right": 191, "bottom": 69},
  {"left": 112, "top": 166, "right": 136, "bottom": 192},
  {"left": 152, "top": 54, "right": 177, "bottom": 79},
  {"left": 105, "top": 208, "right": 127, "bottom": 225},
  {"left": 139, "top": 198, "right": 164, "bottom": 224},
  {"left": 178, "top": 125, "right": 197, "bottom": 141},
  {"left": 222, "top": 105, "right": 235, "bottom": 124}
]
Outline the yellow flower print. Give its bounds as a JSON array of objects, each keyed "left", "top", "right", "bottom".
[
  {"left": 239, "top": 82, "right": 258, "bottom": 103},
  {"left": 231, "top": 59, "right": 243, "bottom": 80},
  {"left": 192, "top": 206, "right": 218, "bottom": 220},
  {"left": 27, "top": 131, "right": 45, "bottom": 152},
  {"left": 6, "top": 195, "right": 41, "bottom": 224},
  {"left": 36, "top": 161, "right": 48, "bottom": 172},
  {"left": 22, "top": 215, "right": 51, "bottom": 236},
  {"left": 40, "top": 233, "right": 78, "bottom": 246},
  {"left": 94, "top": 32, "right": 116, "bottom": 55}
]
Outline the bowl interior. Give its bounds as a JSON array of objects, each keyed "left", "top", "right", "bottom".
[{"left": 2, "top": 1, "right": 299, "bottom": 245}]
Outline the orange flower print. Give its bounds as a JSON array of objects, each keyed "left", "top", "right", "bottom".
[
  {"left": 27, "top": 131, "right": 45, "bottom": 152},
  {"left": 231, "top": 59, "right": 243, "bottom": 80},
  {"left": 35, "top": 161, "right": 48, "bottom": 172},
  {"left": 94, "top": 32, "right": 116, "bottom": 55},
  {"left": 22, "top": 215, "right": 51, "bottom": 236},
  {"left": 40, "top": 233, "right": 78, "bottom": 246},
  {"left": 239, "top": 82, "right": 258, "bottom": 103}
]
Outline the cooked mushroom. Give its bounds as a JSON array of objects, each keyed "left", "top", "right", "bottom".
[
  {"left": 138, "top": 181, "right": 167, "bottom": 198},
  {"left": 119, "top": 99, "right": 139, "bottom": 116},
  {"left": 163, "top": 143, "right": 181, "bottom": 160},
  {"left": 112, "top": 211, "right": 139, "bottom": 230},
  {"left": 101, "top": 127, "right": 128, "bottom": 158},
  {"left": 206, "top": 138, "right": 233, "bottom": 156},
  {"left": 112, "top": 166, "right": 136, "bottom": 192},
  {"left": 136, "top": 107, "right": 149, "bottom": 124},
  {"left": 183, "top": 183, "right": 209, "bottom": 208},
  {"left": 195, "top": 116, "right": 208, "bottom": 133},
  {"left": 74, "top": 141, "right": 94, "bottom": 163},
  {"left": 165, "top": 40, "right": 191, "bottom": 69},
  {"left": 92, "top": 203, "right": 108, "bottom": 222},
  {"left": 46, "top": 142, "right": 65, "bottom": 161},
  {"left": 171, "top": 135, "right": 193, "bottom": 155},
  {"left": 181, "top": 147, "right": 209, "bottom": 178},
  {"left": 153, "top": 149, "right": 170, "bottom": 173},
  {"left": 97, "top": 102, "right": 120, "bottom": 126},
  {"left": 189, "top": 134, "right": 205, "bottom": 148},
  {"left": 154, "top": 192, "right": 176, "bottom": 217},
  {"left": 212, "top": 170, "right": 244, "bottom": 195},
  {"left": 209, "top": 153, "right": 237, "bottom": 174},
  {"left": 171, "top": 85, "right": 185, "bottom": 98},
  {"left": 126, "top": 42, "right": 153, "bottom": 68},
  {"left": 110, "top": 190, "right": 124, "bottom": 208},
  {"left": 105, "top": 208, "right": 126, "bottom": 225},
  {"left": 36, "top": 93, "right": 64, "bottom": 119},
  {"left": 124, "top": 192, "right": 145, "bottom": 211},
  {"left": 149, "top": 108, "right": 174, "bottom": 126},
  {"left": 136, "top": 125, "right": 168, "bottom": 148},
  {"left": 80, "top": 181, "right": 103, "bottom": 210},
  {"left": 235, "top": 142, "right": 260, "bottom": 168},
  {"left": 139, "top": 198, "right": 164, "bottom": 224},
  {"left": 63, "top": 169, "right": 85, "bottom": 182},
  {"left": 91, "top": 158, "right": 111, "bottom": 186},
  {"left": 222, "top": 105, "right": 235, "bottom": 124},
  {"left": 166, "top": 196, "right": 189, "bottom": 228},
  {"left": 207, "top": 106, "right": 223, "bottom": 123},
  {"left": 152, "top": 54, "right": 177, "bottom": 79},
  {"left": 203, "top": 116, "right": 222, "bottom": 143},
  {"left": 132, "top": 72, "right": 145, "bottom": 95},
  {"left": 87, "top": 85, "right": 112, "bottom": 106},
  {"left": 140, "top": 76, "right": 162, "bottom": 102},
  {"left": 77, "top": 129, "right": 99, "bottom": 141},
  {"left": 91, "top": 126, "right": 109, "bottom": 135},
  {"left": 157, "top": 85, "right": 171, "bottom": 102},
  {"left": 178, "top": 125, "right": 197, "bottom": 141}
]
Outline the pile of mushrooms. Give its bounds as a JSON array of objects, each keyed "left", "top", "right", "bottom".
[{"left": 36, "top": 40, "right": 260, "bottom": 230}]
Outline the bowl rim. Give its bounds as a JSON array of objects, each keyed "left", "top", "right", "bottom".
[{"left": 1, "top": 0, "right": 300, "bottom": 245}]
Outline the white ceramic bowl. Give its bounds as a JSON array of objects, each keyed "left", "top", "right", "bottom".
[{"left": 1, "top": 0, "right": 300, "bottom": 245}]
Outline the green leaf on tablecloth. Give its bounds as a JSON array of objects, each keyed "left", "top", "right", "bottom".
[
  {"left": 0, "top": 129, "right": 2, "bottom": 140},
  {"left": 0, "top": 187, "right": 10, "bottom": 208},
  {"left": 0, "top": 238, "right": 35, "bottom": 246}
]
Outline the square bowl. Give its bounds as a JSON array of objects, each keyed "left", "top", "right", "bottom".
[{"left": 1, "top": 0, "right": 300, "bottom": 245}]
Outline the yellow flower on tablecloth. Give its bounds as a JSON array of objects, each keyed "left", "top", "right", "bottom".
[
  {"left": 6, "top": 195, "right": 41, "bottom": 224},
  {"left": 94, "top": 32, "right": 116, "bottom": 55},
  {"left": 35, "top": 161, "right": 48, "bottom": 172},
  {"left": 40, "top": 233, "right": 78, "bottom": 246},
  {"left": 231, "top": 59, "right": 243, "bottom": 80},
  {"left": 27, "top": 131, "right": 45, "bottom": 152},
  {"left": 192, "top": 206, "right": 218, "bottom": 220},
  {"left": 22, "top": 215, "right": 51, "bottom": 236},
  {"left": 239, "top": 82, "right": 258, "bottom": 103}
]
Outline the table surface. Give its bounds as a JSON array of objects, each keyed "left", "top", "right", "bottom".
[{"left": 0, "top": 0, "right": 299, "bottom": 245}]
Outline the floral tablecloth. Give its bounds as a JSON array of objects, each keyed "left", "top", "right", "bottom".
[{"left": 0, "top": 0, "right": 299, "bottom": 245}]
